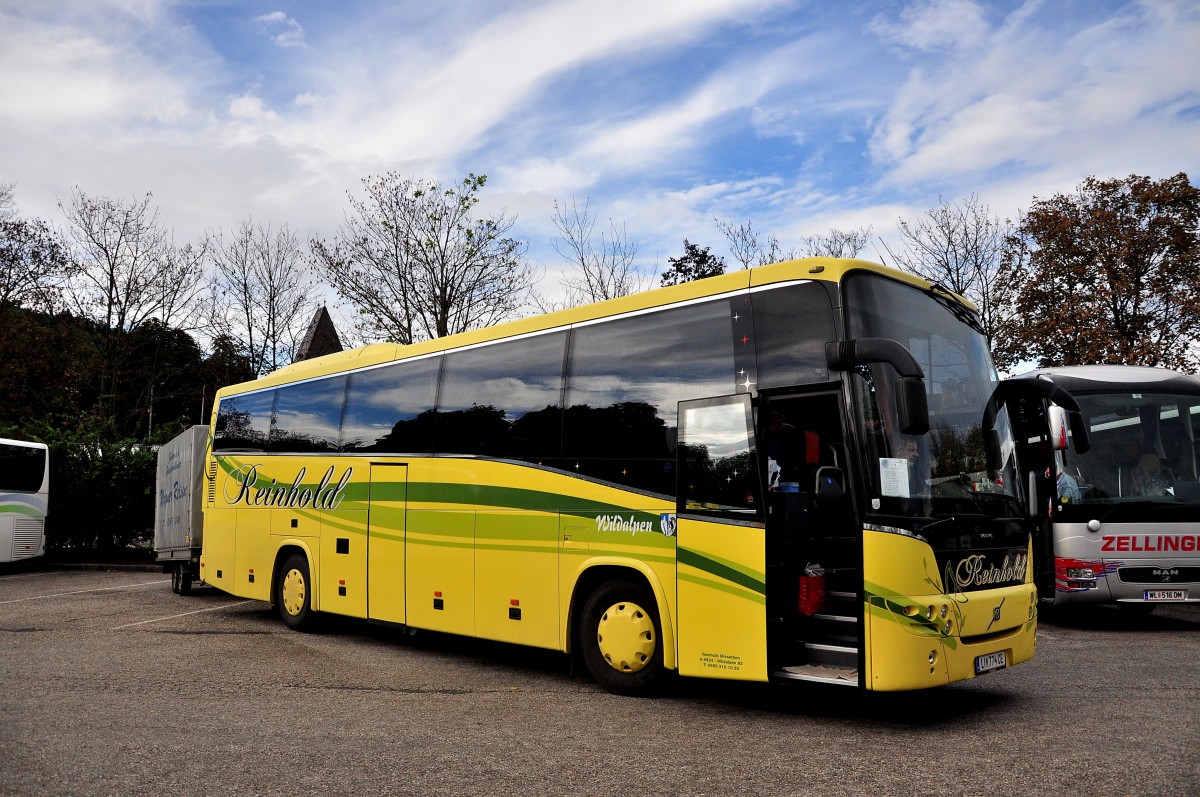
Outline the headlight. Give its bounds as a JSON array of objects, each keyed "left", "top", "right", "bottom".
[{"left": 1066, "top": 567, "right": 1095, "bottom": 579}]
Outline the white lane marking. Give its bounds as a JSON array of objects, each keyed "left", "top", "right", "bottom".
[
  {"left": 0, "top": 579, "right": 169, "bottom": 604},
  {"left": 1038, "top": 631, "right": 1059, "bottom": 640},
  {"left": 111, "top": 600, "right": 254, "bottom": 630}
]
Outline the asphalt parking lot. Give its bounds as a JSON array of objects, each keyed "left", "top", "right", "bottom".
[{"left": 1, "top": 566, "right": 1197, "bottom": 797}]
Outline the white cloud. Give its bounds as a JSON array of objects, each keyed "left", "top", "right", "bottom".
[
  {"left": 869, "top": 0, "right": 991, "bottom": 52},
  {"left": 867, "top": 0, "right": 1200, "bottom": 196},
  {"left": 256, "top": 11, "right": 306, "bottom": 48},
  {"left": 291, "top": 0, "right": 784, "bottom": 163}
]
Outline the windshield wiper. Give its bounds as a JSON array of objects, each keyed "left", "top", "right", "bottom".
[{"left": 926, "top": 283, "right": 984, "bottom": 334}]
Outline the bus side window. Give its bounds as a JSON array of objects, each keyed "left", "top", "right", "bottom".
[
  {"left": 271, "top": 375, "right": 346, "bottom": 452},
  {"left": 436, "top": 332, "right": 566, "bottom": 459},
  {"left": 214, "top": 390, "right": 274, "bottom": 451},
  {"left": 563, "top": 297, "right": 748, "bottom": 496},
  {"left": 340, "top": 357, "right": 440, "bottom": 454},
  {"left": 752, "top": 281, "right": 835, "bottom": 390}
]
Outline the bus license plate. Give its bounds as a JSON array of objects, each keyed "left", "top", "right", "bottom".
[
  {"left": 1144, "top": 589, "right": 1187, "bottom": 601},
  {"left": 974, "top": 651, "right": 1007, "bottom": 675}
]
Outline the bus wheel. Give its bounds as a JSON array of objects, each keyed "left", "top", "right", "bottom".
[
  {"left": 277, "top": 553, "right": 315, "bottom": 631},
  {"left": 579, "top": 580, "right": 665, "bottom": 695}
]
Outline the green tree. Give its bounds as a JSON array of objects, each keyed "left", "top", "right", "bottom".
[
  {"left": 311, "top": 173, "right": 533, "bottom": 343},
  {"left": 660, "top": 240, "right": 726, "bottom": 286},
  {"left": 994, "top": 173, "right": 1200, "bottom": 372}
]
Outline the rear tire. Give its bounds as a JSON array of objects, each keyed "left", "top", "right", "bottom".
[
  {"left": 178, "top": 570, "right": 193, "bottom": 595},
  {"left": 170, "top": 567, "right": 182, "bottom": 594},
  {"left": 276, "top": 553, "right": 316, "bottom": 631},
  {"left": 578, "top": 579, "right": 666, "bottom": 696}
]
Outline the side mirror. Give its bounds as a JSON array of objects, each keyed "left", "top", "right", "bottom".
[
  {"left": 896, "top": 377, "right": 929, "bottom": 436},
  {"left": 826, "top": 338, "right": 931, "bottom": 436},
  {"left": 1048, "top": 404, "right": 1070, "bottom": 450}
]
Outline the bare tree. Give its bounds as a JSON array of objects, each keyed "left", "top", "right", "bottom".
[
  {"left": 311, "top": 173, "right": 533, "bottom": 344},
  {"left": 540, "top": 197, "right": 648, "bottom": 309},
  {"left": 59, "top": 188, "right": 209, "bottom": 417},
  {"left": 0, "top": 216, "right": 73, "bottom": 312},
  {"left": 61, "top": 189, "right": 208, "bottom": 332},
  {"left": 211, "top": 218, "right": 316, "bottom": 377},
  {"left": 715, "top": 218, "right": 795, "bottom": 269},
  {"left": 800, "top": 226, "right": 873, "bottom": 258},
  {"left": 0, "top": 181, "right": 15, "bottom": 221},
  {"left": 881, "top": 194, "right": 1012, "bottom": 347},
  {"left": 716, "top": 218, "right": 871, "bottom": 267}
]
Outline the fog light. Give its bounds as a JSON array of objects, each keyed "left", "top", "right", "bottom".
[
  {"left": 1067, "top": 580, "right": 1097, "bottom": 590},
  {"left": 926, "top": 605, "right": 935, "bottom": 619},
  {"left": 944, "top": 620, "right": 953, "bottom": 635},
  {"left": 1066, "top": 567, "right": 1095, "bottom": 579},
  {"left": 940, "top": 604, "right": 948, "bottom": 619},
  {"left": 928, "top": 650, "right": 937, "bottom": 664}
]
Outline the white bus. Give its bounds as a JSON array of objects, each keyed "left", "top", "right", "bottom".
[
  {"left": 1010, "top": 366, "right": 1200, "bottom": 611},
  {"left": 0, "top": 438, "right": 49, "bottom": 563}
]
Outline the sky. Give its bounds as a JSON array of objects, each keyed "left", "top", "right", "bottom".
[{"left": 2, "top": 0, "right": 1198, "bottom": 320}]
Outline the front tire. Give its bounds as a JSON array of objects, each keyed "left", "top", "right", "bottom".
[
  {"left": 277, "top": 553, "right": 316, "bottom": 631},
  {"left": 578, "top": 579, "right": 666, "bottom": 695}
]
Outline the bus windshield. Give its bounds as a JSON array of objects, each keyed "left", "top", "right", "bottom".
[
  {"left": 843, "top": 273, "right": 1022, "bottom": 520},
  {"left": 1058, "top": 391, "right": 1200, "bottom": 520}
]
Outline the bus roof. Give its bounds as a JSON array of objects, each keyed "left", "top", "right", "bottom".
[
  {"left": 1010, "top": 365, "right": 1200, "bottom": 394},
  {"left": 216, "top": 257, "right": 951, "bottom": 399}
]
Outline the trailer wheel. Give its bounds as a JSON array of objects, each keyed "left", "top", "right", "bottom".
[
  {"left": 170, "top": 567, "right": 182, "bottom": 594},
  {"left": 178, "top": 569, "right": 193, "bottom": 596},
  {"left": 277, "top": 553, "right": 315, "bottom": 631},
  {"left": 578, "top": 579, "right": 665, "bottom": 696}
]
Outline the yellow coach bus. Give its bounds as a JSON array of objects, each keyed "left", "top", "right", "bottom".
[{"left": 201, "top": 258, "right": 1049, "bottom": 694}]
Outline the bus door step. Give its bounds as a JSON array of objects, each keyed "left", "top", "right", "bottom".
[{"left": 775, "top": 663, "right": 859, "bottom": 686}]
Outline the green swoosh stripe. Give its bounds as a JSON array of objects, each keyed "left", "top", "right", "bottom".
[
  {"left": 678, "top": 570, "right": 766, "bottom": 605},
  {"left": 677, "top": 546, "right": 764, "bottom": 596}
]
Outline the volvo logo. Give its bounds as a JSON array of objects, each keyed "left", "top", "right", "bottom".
[{"left": 986, "top": 598, "right": 1005, "bottom": 632}]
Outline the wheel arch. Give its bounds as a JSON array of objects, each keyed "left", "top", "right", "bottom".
[
  {"left": 270, "top": 541, "right": 318, "bottom": 611},
  {"left": 566, "top": 558, "right": 677, "bottom": 671}
]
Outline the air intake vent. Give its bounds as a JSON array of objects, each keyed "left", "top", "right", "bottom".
[
  {"left": 12, "top": 517, "right": 45, "bottom": 559},
  {"left": 207, "top": 460, "right": 217, "bottom": 504}
]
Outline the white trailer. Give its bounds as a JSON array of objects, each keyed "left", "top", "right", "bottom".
[{"left": 154, "top": 425, "right": 207, "bottom": 594}]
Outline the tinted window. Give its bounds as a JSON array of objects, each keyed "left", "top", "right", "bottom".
[
  {"left": 0, "top": 443, "right": 46, "bottom": 492},
  {"left": 677, "top": 395, "right": 761, "bottom": 519},
  {"left": 753, "top": 281, "right": 835, "bottom": 388},
  {"left": 214, "top": 390, "right": 274, "bottom": 451},
  {"left": 563, "top": 297, "right": 749, "bottom": 495},
  {"left": 270, "top": 376, "right": 346, "bottom": 452},
  {"left": 437, "top": 332, "right": 566, "bottom": 458},
  {"left": 341, "top": 357, "right": 441, "bottom": 453}
]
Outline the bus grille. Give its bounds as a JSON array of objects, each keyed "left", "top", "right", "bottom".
[{"left": 11, "top": 517, "right": 44, "bottom": 559}]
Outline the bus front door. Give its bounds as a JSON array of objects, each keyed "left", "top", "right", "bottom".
[
  {"left": 762, "top": 391, "right": 861, "bottom": 685},
  {"left": 676, "top": 395, "right": 769, "bottom": 682}
]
